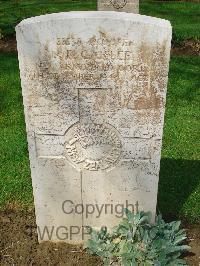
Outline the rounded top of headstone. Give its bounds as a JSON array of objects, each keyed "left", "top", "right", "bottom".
[{"left": 15, "top": 11, "right": 171, "bottom": 30}]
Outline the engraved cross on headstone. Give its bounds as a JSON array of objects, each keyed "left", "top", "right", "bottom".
[
  {"left": 35, "top": 88, "right": 122, "bottom": 171},
  {"left": 16, "top": 12, "right": 172, "bottom": 242}
]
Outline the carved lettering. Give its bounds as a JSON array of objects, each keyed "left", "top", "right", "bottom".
[
  {"left": 110, "top": 0, "right": 127, "bottom": 9},
  {"left": 65, "top": 123, "right": 122, "bottom": 171}
]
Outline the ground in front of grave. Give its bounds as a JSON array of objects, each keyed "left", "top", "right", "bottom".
[{"left": 0, "top": 210, "right": 199, "bottom": 265}]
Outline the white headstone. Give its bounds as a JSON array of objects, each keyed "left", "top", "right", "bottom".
[
  {"left": 16, "top": 12, "right": 171, "bottom": 243},
  {"left": 98, "top": 0, "right": 139, "bottom": 13}
]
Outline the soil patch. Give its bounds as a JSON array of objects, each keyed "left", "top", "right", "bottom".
[
  {"left": 171, "top": 39, "right": 200, "bottom": 56},
  {"left": 0, "top": 210, "right": 200, "bottom": 265},
  {"left": 0, "top": 38, "right": 200, "bottom": 56},
  {"left": 0, "top": 210, "right": 103, "bottom": 266},
  {"left": 0, "top": 38, "right": 17, "bottom": 53}
]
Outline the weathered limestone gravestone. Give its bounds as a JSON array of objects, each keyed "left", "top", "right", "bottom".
[
  {"left": 98, "top": 0, "right": 139, "bottom": 13},
  {"left": 16, "top": 12, "right": 171, "bottom": 243}
]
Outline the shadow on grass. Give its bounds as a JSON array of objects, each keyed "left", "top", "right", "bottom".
[{"left": 158, "top": 158, "right": 200, "bottom": 223}]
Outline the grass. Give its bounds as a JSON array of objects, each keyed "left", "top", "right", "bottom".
[
  {"left": 0, "top": 0, "right": 96, "bottom": 38},
  {"left": 158, "top": 56, "right": 200, "bottom": 223},
  {"left": 0, "top": 53, "right": 33, "bottom": 208},
  {"left": 0, "top": 53, "right": 199, "bottom": 222},
  {"left": 0, "top": 0, "right": 199, "bottom": 223},
  {"left": 0, "top": 0, "right": 200, "bottom": 42},
  {"left": 140, "top": 1, "right": 200, "bottom": 43}
]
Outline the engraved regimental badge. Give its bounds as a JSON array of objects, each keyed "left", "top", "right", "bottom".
[
  {"left": 110, "top": 0, "right": 127, "bottom": 9},
  {"left": 65, "top": 123, "right": 122, "bottom": 171}
]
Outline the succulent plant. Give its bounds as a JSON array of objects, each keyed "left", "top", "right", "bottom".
[{"left": 86, "top": 210, "right": 190, "bottom": 266}]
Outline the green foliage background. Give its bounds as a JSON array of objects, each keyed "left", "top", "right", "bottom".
[
  {"left": 0, "top": 0, "right": 200, "bottom": 42},
  {"left": 0, "top": 1, "right": 199, "bottom": 223}
]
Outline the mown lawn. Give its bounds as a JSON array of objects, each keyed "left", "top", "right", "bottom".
[
  {"left": 0, "top": 54, "right": 32, "bottom": 208},
  {"left": 140, "top": 1, "right": 200, "bottom": 43},
  {"left": 0, "top": 0, "right": 200, "bottom": 222},
  {"left": 0, "top": 0, "right": 200, "bottom": 42},
  {"left": 158, "top": 56, "right": 200, "bottom": 222},
  {"left": 0, "top": 0, "right": 96, "bottom": 38},
  {"left": 0, "top": 53, "right": 199, "bottom": 222}
]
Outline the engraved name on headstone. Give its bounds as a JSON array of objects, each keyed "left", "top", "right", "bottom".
[
  {"left": 98, "top": 0, "right": 139, "bottom": 13},
  {"left": 16, "top": 12, "right": 171, "bottom": 243}
]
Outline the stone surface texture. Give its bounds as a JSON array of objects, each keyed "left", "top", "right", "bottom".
[
  {"left": 98, "top": 0, "right": 139, "bottom": 13},
  {"left": 16, "top": 12, "right": 172, "bottom": 243}
]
